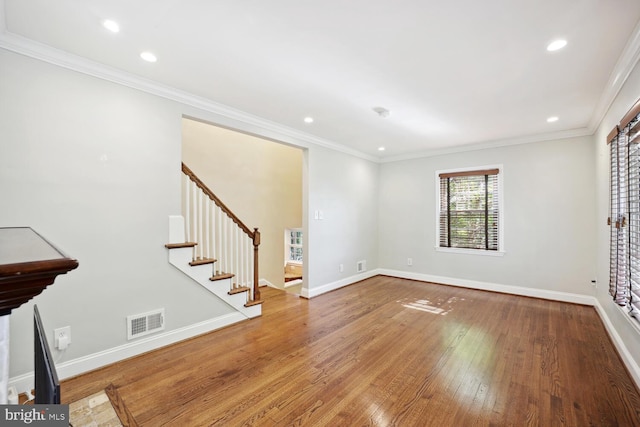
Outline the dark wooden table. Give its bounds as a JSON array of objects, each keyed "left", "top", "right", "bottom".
[{"left": 0, "top": 227, "right": 78, "bottom": 316}]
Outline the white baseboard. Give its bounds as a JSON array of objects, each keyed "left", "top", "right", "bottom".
[
  {"left": 300, "top": 270, "right": 379, "bottom": 299},
  {"left": 259, "top": 279, "right": 273, "bottom": 288},
  {"left": 284, "top": 279, "right": 303, "bottom": 288},
  {"left": 378, "top": 269, "right": 597, "bottom": 305},
  {"left": 9, "top": 311, "right": 246, "bottom": 395},
  {"left": 593, "top": 300, "right": 640, "bottom": 390}
]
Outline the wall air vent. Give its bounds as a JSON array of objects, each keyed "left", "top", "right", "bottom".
[
  {"left": 357, "top": 260, "right": 367, "bottom": 273},
  {"left": 127, "top": 308, "right": 165, "bottom": 340}
]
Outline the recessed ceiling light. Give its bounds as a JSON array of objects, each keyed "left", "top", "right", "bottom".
[
  {"left": 547, "top": 116, "right": 559, "bottom": 123},
  {"left": 378, "top": 147, "right": 386, "bottom": 151},
  {"left": 304, "top": 117, "right": 314, "bottom": 124},
  {"left": 102, "top": 19, "right": 120, "bottom": 33},
  {"left": 140, "top": 51, "right": 157, "bottom": 63},
  {"left": 547, "top": 39, "right": 567, "bottom": 52}
]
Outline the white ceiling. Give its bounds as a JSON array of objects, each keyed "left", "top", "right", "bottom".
[{"left": 2, "top": 0, "right": 640, "bottom": 160}]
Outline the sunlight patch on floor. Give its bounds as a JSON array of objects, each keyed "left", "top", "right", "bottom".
[{"left": 399, "top": 296, "right": 465, "bottom": 315}]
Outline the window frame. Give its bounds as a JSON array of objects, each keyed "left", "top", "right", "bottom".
[
  {"left": 434, "top": 165, "right": 505, "bottom": 256},
  {"left": 285, "top": 228, "right": 303, "bottom": 265}
]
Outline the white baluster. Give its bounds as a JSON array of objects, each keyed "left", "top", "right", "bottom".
[
  {"left": 183, "top": 173, "right": 191, "bottom": 242},
  {"left": 197, "top": 191, "right": 202, "bottom": 260},
  {"left": 240, "top": 233, "right": 245, "bottom": 287},
  {"left": 235, "top": 227, "right": 239, "bottom": 286},
  {"left": 246, "top": 235, "right": 251, "bottom": 290},
  {"left": 192, "top": 181, "right": 199, "bottom": 260},
  {"left": 223, "top": 215, "right": 229, "bottom": 274},
  {"left": 217, "top": 207, "right": 222, "bottom": 273},
  {"left": 205, "top": 200, "right": 211, "bottom": 260}
]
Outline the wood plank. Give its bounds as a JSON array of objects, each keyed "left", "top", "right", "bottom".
[
  {"left": 209, "top": 272, "right": 234, "bottom": 281},
  {"left": 228, "top": 286, "right": 249, "bottom": 295},
  {"left": 244, "top": 299, "right": 264, "bottom": 307},
  {"left": 164, "top": 242, "right": 196, "bottom": 249},
  {"left": 105, "top": 383, "right": 138, "bottom": 427},
  {"left": 189, "top": 257, "right": 216, "bottom": 266},
  {"left": 61, "top": 276, "right": 640, "bottom": 426}
]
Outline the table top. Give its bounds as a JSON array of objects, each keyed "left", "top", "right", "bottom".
[
  {"left": 0, "top": 227, "right": 67, "bottom": 265},
  {"left": 0, "top": 227, "right": 78, "bottom": 277}
]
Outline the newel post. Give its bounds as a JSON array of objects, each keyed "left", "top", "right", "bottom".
[{"left": 253, "top": 228, "right": 261, "bottom": 301}]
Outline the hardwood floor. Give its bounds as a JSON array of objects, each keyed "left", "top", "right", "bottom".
[{"left": 62, "top": 276, "right": 640, "bottom": 426}]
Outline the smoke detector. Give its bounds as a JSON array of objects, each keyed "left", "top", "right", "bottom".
[{"left": 372, "top": 106, "right": 390, "bottom": 118}]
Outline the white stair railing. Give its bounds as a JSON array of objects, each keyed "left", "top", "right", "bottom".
[{"left": 181, "top": 163, "right": 261, "bottom": 302}]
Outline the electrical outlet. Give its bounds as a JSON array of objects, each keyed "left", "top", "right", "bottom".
[
  {"left": 339, "top": 263, "right": 344, "bottom": 272},
  {"left": 54, "top": 326, "right": 71, "bottom": 350},
  {"left": 407, "top": 258, "right": 413, "bottom": 266}
]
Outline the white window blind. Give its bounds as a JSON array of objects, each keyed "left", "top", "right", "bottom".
[
  {"left": 439, "top": 169, "right": 499, "bottom": 251},
  {"left": 608, "top": 99, "right": 640, "bottom": 321}
]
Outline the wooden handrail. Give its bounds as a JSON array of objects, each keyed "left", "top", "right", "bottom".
[{"left": 182, "top": 162, "right": 254, "bottom": 239}]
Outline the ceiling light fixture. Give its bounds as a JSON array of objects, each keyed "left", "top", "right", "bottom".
[
  {"left": 102, "top": 19, "right": 120, "bottom": 33},
  {"left": 140, "top": 51, "right": 157, "bottom": 63},
  {"left": 547, "top": 39, "right": 567, "bottom": 52},
  {"left": 304, "top": 117, "right": 314, "bottom": 124},
  {"left": 373, "top": 106, "right": 391, "bottom": 118},
  {"left": 378, "top": 147, "right": 386, "bottom": 151},
  {"left": 547, "top": 116, "right": 559, "bottom": 123}
]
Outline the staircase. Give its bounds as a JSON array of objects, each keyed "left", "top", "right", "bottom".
[{"left": 165, "top": 163, "right": 263, "bottom": 319}]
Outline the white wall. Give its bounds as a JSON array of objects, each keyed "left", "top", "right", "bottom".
[
  {"left": 0, "top": 49, "right": 236, "bottom": 379},
  {"left": 594, "top": 56, "right": 640, "bottom": 375},
  {"left": 305, "top": 145, "right": 379, "bottom": 296},
  {"left": 378, "top": 136, "right": 597, "bottom": 296},
  {"left": 1, "top": 47, "right": 380, "bottom": 381}
]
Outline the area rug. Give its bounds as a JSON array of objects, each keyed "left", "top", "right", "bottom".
[{"left": 69, "top": 384, "right": 137, "bottom": 427}]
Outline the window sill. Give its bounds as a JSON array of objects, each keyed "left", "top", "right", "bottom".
[{"left": 435, "top": 247, "right": 505, "bottom": 257}]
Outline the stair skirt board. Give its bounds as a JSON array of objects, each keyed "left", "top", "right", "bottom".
[{"left": 167, "top": 217, "right": 261, "bottom": 318}]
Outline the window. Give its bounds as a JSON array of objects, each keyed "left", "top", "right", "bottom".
[
  {"left": 608, "top": 99, "right": 640, "bottom": 323},
  {"left": 436, "top": 167, "right": 502, "bottom": 253},
  {"left": 285, "top": 228, "right": 303, "bottom": 263}
]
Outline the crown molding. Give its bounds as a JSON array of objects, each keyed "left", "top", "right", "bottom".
[
  {"left": 379, "top": 127, "right": 593, "bottom": 163},
  {"left": 588, "top": 18, "right": 640, "bottom": 134},
  {"left": 0, "top": 28, "right": 378, "bottom": 163}
]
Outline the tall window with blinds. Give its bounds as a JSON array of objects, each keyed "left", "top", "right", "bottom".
[
  {"left": 608, "top": 98, "right": 640, "bottom": 323},
  {"left": 438, "top": 168, "right": 500, "bottom": 251}
]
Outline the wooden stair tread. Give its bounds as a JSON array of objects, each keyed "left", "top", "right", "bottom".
[
  {"left": 244, "top": 299, "right": 264, "bottom": 307},
  {"left": 165, "top": 242, "right": 197, "bottom": 249},
  {"left": 228, "top": 286, "right": 250, "bottom": 295},
  {"left": 210, "top": 272, "right": 234, "bottom": 281},
  {"left": 189, "top": 257, "right": 217, "bottom": 266}
]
